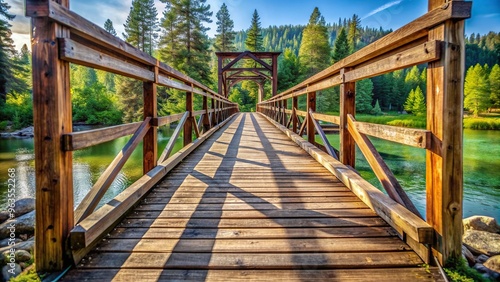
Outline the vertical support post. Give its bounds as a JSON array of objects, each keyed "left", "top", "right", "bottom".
[
  {"left": 272, "top": 54, "right": 278, "bottom": 97},
  {"left": 143, "top": 81, "right": 157, "bottom": 173},
  {"left": 307, "top": 91, "right": 316, "bottom": 144},
  {"left": 340, "top": 68, "right": 356, "bottom": 168},
  {"left": 31, "top": 0, "right": 73, "bottom": 271},
  {"left": 426, "top": 0, "right": 465, "bottom": 265},
  {"left": 282, "top": 99, "right": 288, "bottom": 126},
  {"left": 202, "top": 95, "right": 210, "bottom": 132},
  {"left": 184, "top": 86, "right": 194, "bottom": 146},
  {"left": 211, "top": 97, "right": 216, "bottom": 126},
  {"left": 258, "top": 82, "right": 264, "bottom": 103},
  {"left": 218, "top": 57, "right": 223, "bottom": 96},
  {"left": 292, "top": 96, "right": 298, "bottom": 133}
]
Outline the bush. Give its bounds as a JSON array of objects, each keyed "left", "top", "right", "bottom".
[
  {"left": 444, "top": 257, "right": 490, "bottom": 282},
  {"left": 0, "top": 120, "right": 8, "bottom": 131}
]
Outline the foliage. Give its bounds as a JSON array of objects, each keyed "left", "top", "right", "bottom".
[
  {"left": 298, "top": 7, "right": 331, "bottom": 79},
  {"left": 332, "top": 28, "right": 350, "bottom": 63},
  {"left": 347, "top": 14, "right": 361, "bottom": 52},
  {"left": 245, "top": 10, "right": 264, "bottom": 52},
  {"left": 489, "top": 64, "right": 500, "bottom": 108},
  {"left": 3, "top": 91, "right": 33, "bottom": 129},
  {"left": 464, "top": 117, "right": 500, "bottom": 130},
  {"left": 123, "top": 0, "right": 159, "bottom": 55},
  {"left": 404, "top": 86, "right": 426, "bottom": 116},
  {"left": 370, "top": 99, "right": 383, "bottom": 115},
  {"left": 277, "top": 48, "right": 300, "bottom": 92},
  {"left": 159, "top": 0, "right": 213, "bottom": 86},
  {"left": 355, "top": 79, "right": 373, "bottom": 114},
  {"left": 464, "top": 64, "right": 491, "bottom": 117},
  {"left": 0, "top": 0, "right": 16, "bottom": 102},
  {"left": 9, "top": 267, "right": 42, "bottom": 282},
  {"left": 444, "top": 257, "right": 491, "bottom": 282},
  {"left": 72, "top": 82, "right": 123, "bottom": 125},
  {"left": 214, "top": 3, "right": 236, "bottom": 52},
  {"left": 104, "top": 19, "right": 117, "bottom": 36}
]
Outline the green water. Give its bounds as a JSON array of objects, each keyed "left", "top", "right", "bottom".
[
  {"left": 0, "top": 126, "right": 183, "bottom": 209},
  {"left": 318, "top": 129, "right": 500, "bottom": 219},
  {"left": 0, "top": 127, "right": 498, "bottom": 219}
]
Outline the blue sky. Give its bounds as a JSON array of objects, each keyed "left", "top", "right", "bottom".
[{"left": 8, "top": 0, "right": 500, "bottom": 51}]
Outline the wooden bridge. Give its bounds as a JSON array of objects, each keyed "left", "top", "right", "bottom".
[{"left": 27, "top": 0, "right": 470, "bottom": 280}]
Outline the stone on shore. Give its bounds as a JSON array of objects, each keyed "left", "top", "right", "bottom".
[
  {"left": 13, "top": 198, "right": 35, "bottom": 218},
  {"left": 0, "top": 211, "right": 35, "bottom": 239},
  {"left": 463, "top": 216, "right": 500, "bottom": 233},
  {"left": 463, "top": 230, "right": 500, "bottom": 256}
]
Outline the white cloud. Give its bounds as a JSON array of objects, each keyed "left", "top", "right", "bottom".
[{"left": 361, "top": 0, "right": 403, "bottom": 20}]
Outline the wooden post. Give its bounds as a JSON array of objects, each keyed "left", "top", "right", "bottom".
[
  {"left": 307, "top": 92, "right": 316, "bottom": 144},
  {"left": 258, "top": 83, "right": 264, "bottom": 103},
  {"left": 272, "top": 54, "right": 278, "bottom": 97},
  {"left": 292, "top": 97, "right": 298, "bottom": 133},
  {"left": 211, "top": 97, "right": 216, "bottom": 126},
  {"left": 218, "top": 57, "right": 223, "bottom": 96},
  {"left": 282, "top": 99, "right": 288, "bottom": 126},
  {"left": 143, "top": 81, "right": 157, "bottom": 173},
  {"left": 340, "top": 68, "right": 356, "bottom": 167},
  {"left": 202, "top": 95, "right": 210, "bottom": 132},
  {"left": 426, "top": 0, "right": 465, "bottom": 266},
  {"left": 31, "top": 0, "right": 73, "bottom": 271},
  {"left": 184, "top": 88, "right": 194, "bottom": 146}
]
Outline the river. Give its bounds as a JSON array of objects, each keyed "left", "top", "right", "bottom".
[{"left": 0, "top": 126, "right": 499, "bottom": 219}]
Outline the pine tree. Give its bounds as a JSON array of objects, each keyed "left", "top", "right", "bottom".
[
  {"left": 464, "top": 64, "right": 491, "bottom": 117},
  {"left": 371, "top": 99, "right": 383, "bottom": 115},
  {"left": 355, "top": 79, "right": 374, "bottom": 114},
  {"left": 104, "top": 19, "right": 117, "bottom": 36},
  {"left": 118, "top": 0, "right": 159, "bottom": 122},
  {"left": 347, "top": 14, "right": 361, "bottom": 52},
  {"left": 332, "top": 28, "right": 350, "bottom": 63},
  {"left": 245, "top": 10, "right": 263, "bottom": 52},
  {"left": 277, "top": 48, "right": 300, "bottom": 91},
  {"left": 159, "top": 0, "right": 213, "bottom": 85},
  {"left": 412, "top": 86, "right": 426, "bottom": 116},
  {"left": 0, "top": 0, "right": 16, "bottom": 102},
  {"left": 123, "top": 0, "right": 159, "bottom": 55},
  {"left": 299, "top": 7, "right": 331, "bottom": 79},
  {"left": 214, "top": 3, "right": 236, "bottom": 52},
  {"left": 490, "top": 64, "right": 500, "bottom": 108},
  {"left": 404, "top": 89, "right": 415, "bottom": 114}
]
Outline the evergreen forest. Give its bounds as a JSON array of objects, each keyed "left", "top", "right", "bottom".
[{"left": 1, "top": 0, "right": 499, "bottom": 130}]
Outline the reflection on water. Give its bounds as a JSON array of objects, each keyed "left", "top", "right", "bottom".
[
  {"left": 0, "top": 126, "right": 182, "bottom": 210},
  {"left": 0, "top": 126, "right": 499, "bottom": 219}
]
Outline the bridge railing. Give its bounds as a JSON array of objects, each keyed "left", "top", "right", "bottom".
[
  {"left": 258, "top": 0, "right": 470, "bottom": 266},
  {"left": 26, "top": 0, "right": 238, "bottom": 271}
]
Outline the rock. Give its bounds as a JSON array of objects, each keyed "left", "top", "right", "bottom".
[
  {"left": 462, "top": 245, "right": 475, "bottom": 266},
  {"left": 485, "top": 255, "right": 500, "bottom": 273},
  {"left": 14, "top": 250, "right": 31, "bottom": 263},
  {"left": 0, "top": 237, "right": 35, "bottom": 254},
  {"left": 13, "top": 198, "right": 35, "bottom": 218},
  {"left": 0, "top": 238, "right": 22, "bottom": 248},
  {"left": 2, "top": 263, "right": 21, "bottom": 281},
  {"left": 474, "top": 263, "right": 489, "bottom": 273},
  {"left": 477, "top": 254, "right": 491, "bottom": 264},
  {"left": 463, "top": 215, "right": 500, "bottom": 233},
  {"left": 0, "top": 211, "right": 10, "bottom": 224},
  {"left": 0, "top": 211, "right": 35, "bottom": 239},
  {"left": 463, "top": 230, "right": 500, "bottom": 256}
]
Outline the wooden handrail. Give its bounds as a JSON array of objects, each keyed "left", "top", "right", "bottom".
[{"left": 74, "top": 118, "right": 152, "bottom": 224}]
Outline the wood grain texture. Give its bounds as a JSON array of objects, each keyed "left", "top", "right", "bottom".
[
  {"left": 66, "top": 113, "right": 443, "bottom": 281},
  {"left": 354, "top": 120, "right": 431, "bottom": 149}
]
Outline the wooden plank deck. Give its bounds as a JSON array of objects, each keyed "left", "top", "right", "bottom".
[{"left": 63, "top": 113, "right": 444, "bottom": 281}]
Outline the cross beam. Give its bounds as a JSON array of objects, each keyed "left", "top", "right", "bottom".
[{"left": 216, "top": 51, "right": 281, "bottom": 101}]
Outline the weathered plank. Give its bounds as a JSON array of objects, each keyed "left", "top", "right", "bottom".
[
  {"left": 61, "top": 268, "right": 444, "bottom": 282},
  {"left": 354, "top": 120, "right": 431, "bottom": 149},
  {"left": 62, "top": 122, "right": 142, "bottom": 151},
  {"left": 259, "top": 113, "right": 433, "bottom": 246}
]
